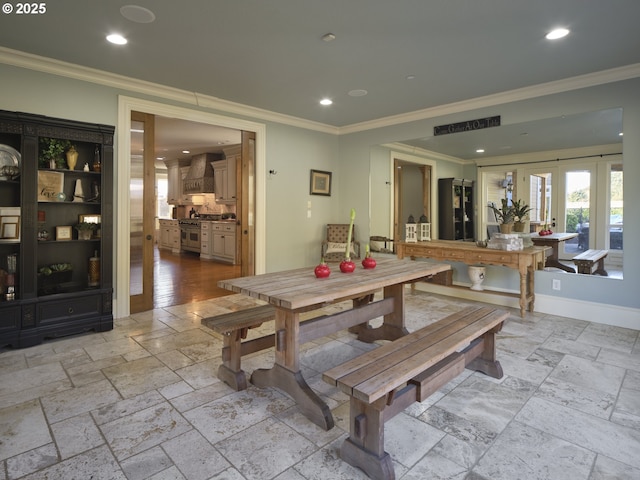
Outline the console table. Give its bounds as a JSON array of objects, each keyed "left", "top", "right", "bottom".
[{"left": 397, "top": 241, "right": 549, "bottom": 317}]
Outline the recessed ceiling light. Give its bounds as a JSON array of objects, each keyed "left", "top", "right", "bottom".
[
  {"left": 182, "top": 150, "right": 190, "bottom": 154},
  {"left": 348, "top": 89, "right": 368, "bottom": 97},
  {"left": 120, "top": 5, "right": 156, "bottom": 23},
  {"left": 406, "top": 75, "right": 416, "bottom": 80},
  {"left": 619, "top": 132, "right": 623, "bottom": 136},
  {"left": 476, "top": 149, "right": 485, "bottom": 154},
  {"left": 106, "top": 33, "right": 128, "bottom": 45},
  {"left": 321, "top": 33, "right": 336, "bottom": 42},
  {"left": 320, "top": 98, "right": 333, "bottom": 106},
  {"left": 546, "top": 28, "right": 569, "bottom": 40}
]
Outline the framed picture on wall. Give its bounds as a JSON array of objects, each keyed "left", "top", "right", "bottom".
[{"left": 310, "top": 169, "right": 332, "bottom": 196}]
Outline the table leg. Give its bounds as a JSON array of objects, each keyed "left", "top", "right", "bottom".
[
  {"left": 543, "top": 243, "right": 576, "bottom": 273},
  {"left": 251, "top": 363, "right": 334, "bottom": 430},
  {"left": 249, "top": 308, "right": 334, "bottom": 430},
  {"left": 353, "top": 283, "right": 409, "bottom": 343},
  {"left": 518, "top": 267, "right": 527, "bottom": 318}
]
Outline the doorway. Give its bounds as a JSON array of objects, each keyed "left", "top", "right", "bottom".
[
  {"left": 393, "top": 158, "right": 433, "bottom": 246},
  {"left": 117, "top": 97, "right": 266, "bottom": 318},
  {"left": 130, "top": 112, "right": 255, "bottom": 313}
]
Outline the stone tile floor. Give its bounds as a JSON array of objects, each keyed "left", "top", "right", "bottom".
[{"left": 1, "top": 291, "right": 639, "bottom": 479}]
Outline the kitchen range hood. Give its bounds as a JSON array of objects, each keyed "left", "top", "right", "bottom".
[{"left": 183, "top": 153, "right": 215, "bottom": 194}]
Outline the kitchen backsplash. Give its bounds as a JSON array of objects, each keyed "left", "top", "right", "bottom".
[{"left": 174, "top": 196, "right": 235, "bottom": 219}]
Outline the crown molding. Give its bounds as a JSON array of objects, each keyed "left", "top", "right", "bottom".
[
  {"left": 339, "top": 63, "right": 640, "bottom": 135},
  {"left": 1, "top": 46, "right": 639, "bottom": 139},
  {"left": 0, "top": 46, "right": 338, "bottom": 135}
]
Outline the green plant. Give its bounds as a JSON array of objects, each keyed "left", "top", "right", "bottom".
[
  {"left": 39, "top": 138, "right": 71, "bottom": 168},
  {"left": 75, "top": 222, "right": 96, "bottom": 231},
  {"left": 489, "top": 198, "right": 515, "bottom": 224},
  {"left": 512, "top": 199, "right": 531, "bottom": 222}
]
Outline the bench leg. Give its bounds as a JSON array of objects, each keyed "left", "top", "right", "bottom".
[
  {"left": 217, "top": 331, "right": 248, "bottom": 391},
  {"left": 340, "top": 396, "right": 395, "bottom": 480},
  {"left": 594, "top": 258, "right": 608, "bottom": 276},
  {"left": 463, "top": 326, "right": 504, "bottom": 379}
]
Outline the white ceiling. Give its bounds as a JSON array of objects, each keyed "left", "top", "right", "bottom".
[{"left": 2, "top": 1, "right": 638, "bottom": 157}]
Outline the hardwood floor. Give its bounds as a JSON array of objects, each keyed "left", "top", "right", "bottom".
[{"left": 154, "top": 247, "right": 241, "bottom": 308}]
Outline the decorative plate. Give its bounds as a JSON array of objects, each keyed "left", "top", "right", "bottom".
[{"left": 0, "top": 144, "right": 21, "bottom": 180}]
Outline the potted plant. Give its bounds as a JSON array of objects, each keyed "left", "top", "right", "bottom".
[
  {"left": 489, "top": 198, "right": 515, "bottom": 233},
  {"left": 39, "top": 138, "right": 71, "bottom": 169},
  {"left": 75, "top": 222, "right": 96, "bottom": 240},
  {"left": 511, "top": 199, "right": 532, "bottom": 232}
]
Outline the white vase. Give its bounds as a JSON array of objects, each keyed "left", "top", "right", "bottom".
[{"left": 468, "top": 265, "right": 486, "bottom": 291}]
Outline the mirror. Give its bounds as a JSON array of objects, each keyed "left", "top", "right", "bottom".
[{"left": 370, "top": 108, "right": 623, "bottom": 278}]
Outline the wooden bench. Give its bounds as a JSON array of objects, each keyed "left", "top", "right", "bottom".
[
  {"left": 323, "top": 306, "right": 509, "bottom": 480},
  {"left": 202, "top": 304, "right": 276, "bottom": 390},
  {"left": 572, "top": 249, "right": 608, "bottom": 275}
]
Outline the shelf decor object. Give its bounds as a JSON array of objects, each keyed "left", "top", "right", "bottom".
[
  {"left": 37, "top": 170, "right": 64, "bottom": 202},
  {"left": 56, "top": 226, "right": 72, "bottom": 241}
]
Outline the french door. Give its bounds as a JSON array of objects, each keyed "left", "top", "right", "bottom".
[{"left": 524, "top": 164, "right": 597, "bottom": 259}]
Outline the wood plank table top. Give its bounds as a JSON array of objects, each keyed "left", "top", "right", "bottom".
[{"left": 218, "top": 258, "right": 451, "bottom": 312}]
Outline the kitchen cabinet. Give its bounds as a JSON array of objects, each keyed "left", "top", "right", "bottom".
[
  {"left": 210, "top": 222, "right": 237, "bottom": 263},
  {"left": 158, "top": 219, "right": 179, "bottom": 253},
  {"left": 200, "top": 221, "right": 213, "bottom": 259},
  {"left": 0, "top": 109, "right": 114, "bottom": 348},
  {"left": 438, "top": 178, "right": 475, "bottom": 241},
  {"left": 214, "top": 145, "right": 239, "bottom": 204}
]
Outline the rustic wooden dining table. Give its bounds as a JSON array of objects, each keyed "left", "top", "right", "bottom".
[
  {"left": 218, "top": 258, "right": 451, "bottom": 430},
  {"left": 530, "top": 232, "right": 578, "bottom": 272}
]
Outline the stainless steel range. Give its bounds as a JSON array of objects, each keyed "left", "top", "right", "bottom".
[{"left": 178, "top": 219, "right": 201, "bottom": 253}]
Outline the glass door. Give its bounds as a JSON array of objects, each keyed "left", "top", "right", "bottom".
[
  {"left": 129, "top": 111, "right": 155, "bottom": 313},
  {"left": 561, "top": 166, "right": 596, "bottom": 256},
  {"left": 525, "top": 169, "right": 556, "bottom": 233}
]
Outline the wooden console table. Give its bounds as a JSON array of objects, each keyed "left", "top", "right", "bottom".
[{"left": 397, "top": 241, "right": 549, "bottom": 317}]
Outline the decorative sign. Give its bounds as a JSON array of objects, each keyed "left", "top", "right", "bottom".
[
  {"left": 434, "top": 116, "right": 501, "bottom": 136},
  {"left": 37, "top": 171, "right": 64, "bottom": 202}
]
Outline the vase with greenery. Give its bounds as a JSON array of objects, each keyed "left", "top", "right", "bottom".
[
  {"left": 512, "top": 199, "right": 532, "bottom": 232},
  {"left": 75, "top": 222, "right": 96, "bottom": 240},
  {"left": 489, "top": 198, "right": 515, "bottom": 233},
  {"left": 39, "top": 138, "right": 71, "bottom": 169}
]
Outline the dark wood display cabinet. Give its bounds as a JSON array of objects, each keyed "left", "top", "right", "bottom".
[
  {"left": 0, "top": 110, "right": 114, "bottom": 348},
  {"left": 438, "top": 178, "right": 475, "bottom": 241}
]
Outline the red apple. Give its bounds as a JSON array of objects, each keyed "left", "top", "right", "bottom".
[{"left": 339, "top": 260, "right": 356, "bottom": 273}]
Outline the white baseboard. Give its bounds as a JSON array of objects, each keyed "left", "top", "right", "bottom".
[{"left": 412, "top": 282, "right": 640, "bottom": 330}]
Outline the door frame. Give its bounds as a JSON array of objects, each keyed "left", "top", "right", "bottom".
[
  {"left": 388, "top": 151, "right": 438, "bottom": 246},
  {"left": 116, "top": 96, "right": 267, "bottom": 319}
]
